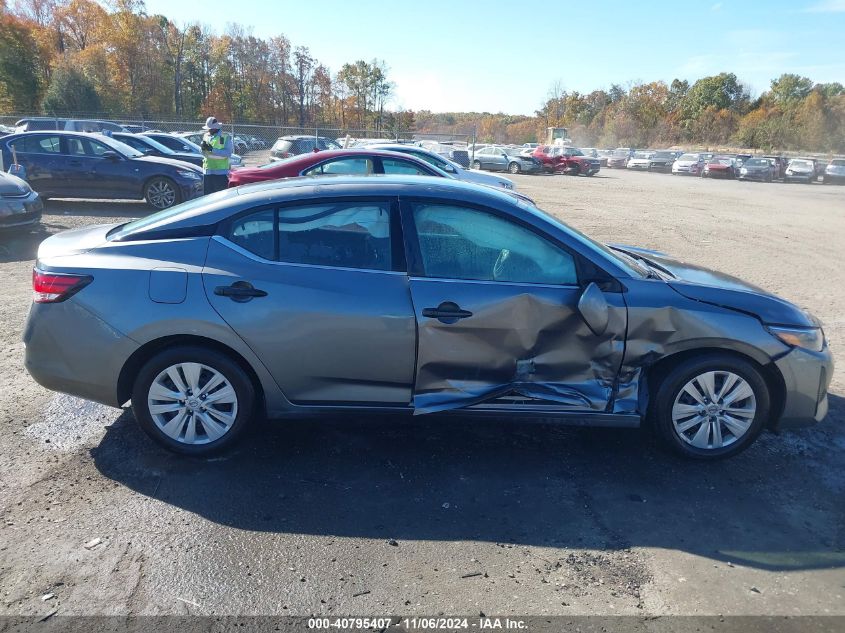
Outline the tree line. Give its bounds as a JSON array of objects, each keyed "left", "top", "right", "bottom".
[
  {"left": 0, "top": 0, "right": 409, "bottom": 134},
  {"left": 416, "top": 73, "right": 845, "bottom": 153},
  {"left": 1, "top": 1, "right": 843, "bottom": 153}
]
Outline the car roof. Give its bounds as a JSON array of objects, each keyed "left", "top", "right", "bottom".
[{"left": 256, "top": 148, "right": 445, "bottom": 168}]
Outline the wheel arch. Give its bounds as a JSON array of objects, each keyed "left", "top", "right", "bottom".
[
  {"left": 643, "top": 346, "right": 786, "bottom": 428},
  {"left": 117, "top": 334, "right": 266, "bottom": 415}
]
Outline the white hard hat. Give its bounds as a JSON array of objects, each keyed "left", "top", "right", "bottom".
[{"left": 203, "top": 116, "right": 222, "bottom": 130}]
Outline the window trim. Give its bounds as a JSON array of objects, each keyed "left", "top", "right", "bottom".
[
  {"left": 399, "top": 198, "right": 585, "bottom": 288},
  {"left": 375, "top": 156, "right": 439, "bottom": 177},
  {"left": 216, "top": 196, "right": 406, "bottom": 274}
]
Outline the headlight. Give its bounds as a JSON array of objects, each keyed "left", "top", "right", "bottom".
[
  {"left": 740, "top": 168, "right": 748, "bottom": 174},
  {"left": 176, "top": 169, "right": 201, "bottom": 180},
  {"left": 767, "top": 325, "right": 824, "bottom": 352}
]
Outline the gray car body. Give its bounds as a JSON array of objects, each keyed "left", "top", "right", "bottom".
[
  {"left": 24, "top": 176, "right": 832, "bottom": 432},
  {"left": 0, "top": 171, "right": 43, "bottom": 230}
]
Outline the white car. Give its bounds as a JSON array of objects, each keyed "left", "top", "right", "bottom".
[
  {"left": 672, "top": 153, "right": 706, "bottom": 176},
  {"left": 369, "top": 144, "right": 515, "bottom": 190},
  {"left": 627, "top": 150, "right": 655, "bottom": 170}
]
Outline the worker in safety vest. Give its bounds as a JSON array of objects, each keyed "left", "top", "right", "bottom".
[{"left": 200, "top": 116, "right": 233, "bottom": 194}]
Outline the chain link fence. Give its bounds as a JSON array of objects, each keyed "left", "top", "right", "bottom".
[{"left": 0, "top": 113, "right": 474, "bottom": 160}]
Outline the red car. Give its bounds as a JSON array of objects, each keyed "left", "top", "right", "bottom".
[
  {"left": 531, "top": 145, "right": 601, "bottom": 176},
  {"left": 701, "top": 155, "right": 737, "bottom": 179},
  {"left": 228, "top": 149, "right": 445, "bottom": 187}
]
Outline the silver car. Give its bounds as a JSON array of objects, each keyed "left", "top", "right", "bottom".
[
  {"left": 24, "top": 176, "right": 832, "bottom": 460},
  {"left": 823, "top": 158, "right": 845, "bottom": 185},
  {"left": 369, "top": 144, "right": 514, "bottom": 190}
]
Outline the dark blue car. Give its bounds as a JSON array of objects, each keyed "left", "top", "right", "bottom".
[{"left": 0, "top": 131, "right": 203, "bottom": 209}]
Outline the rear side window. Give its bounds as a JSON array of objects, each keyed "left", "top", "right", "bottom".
[
  {"left": 9, "top": 135, "right": 61, "bottom": 154},
  {"left": 273, "top": 140, "right": 292, "bottom": 153},
  {"left": 225, "top": 202, "right": 393, "bottom": 271},
  {"left": 229, "top": 209, "right": 276, "bottom": 260},
  {"left": 411, "top": 203, "right": 578, "bottom": 285},
  {"left": 381, "top": 158, "right": 431, "bottom": 175},
  {"left": 302, "top": 157, "right": 374, "bottom": 176}
]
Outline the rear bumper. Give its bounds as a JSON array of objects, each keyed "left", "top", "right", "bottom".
[
  {"left": 773, "top": 344, "right": 834, "bottom": 430},
  {"left": 23, "top": 299, "right": 138, "bottom": 407}
]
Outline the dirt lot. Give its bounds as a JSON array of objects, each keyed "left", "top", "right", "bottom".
[{"left": 0, "top": 168, "right": 843, "bottom": 620}]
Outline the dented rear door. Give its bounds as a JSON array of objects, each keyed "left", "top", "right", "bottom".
[{"left": 402, "top": 200, "right": 627, "bottom": 414}]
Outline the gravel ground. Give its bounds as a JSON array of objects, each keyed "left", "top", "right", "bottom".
[{"left": 0, "top": 168, "right": 843, "bottom": 619}]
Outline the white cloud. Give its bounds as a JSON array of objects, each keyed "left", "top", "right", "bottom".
[{"left": 804, "top": 0, "right": 845, "bottom": 12}]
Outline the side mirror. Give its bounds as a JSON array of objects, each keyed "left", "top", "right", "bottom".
[
  {"left": 502, "top": 153, "right": 509, "bottom": 158},
  {"left": 577, "top": 282, "right": 609, "bottom": 336},
  {"left": 102, "top": 151, "right": 121, "bottom": 161}
]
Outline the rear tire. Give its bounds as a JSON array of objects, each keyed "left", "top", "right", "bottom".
[
  {"left": 472, "top": 160, "right": 482, "bottom": 170},
  {"left": 650, "top": 353, "right": 770, "bottom": 460},
  {"left": 131, "top": 346, "right": 255, "bottom": 456}
]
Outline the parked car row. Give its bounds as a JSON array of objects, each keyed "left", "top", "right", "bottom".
[
  {"left": 0, "top": 131, "right": 204, "bottom": 213},
  {"left": 597, "top": 145, "right": 844, "bottom": 185}
]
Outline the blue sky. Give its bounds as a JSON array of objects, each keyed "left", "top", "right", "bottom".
[{"left": 142, "top": 0, "right": 845, "bottom": 115}]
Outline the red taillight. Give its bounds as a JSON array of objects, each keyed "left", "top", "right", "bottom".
[{"left": 32, "top": 269, "right": 92, "bottom": 303}]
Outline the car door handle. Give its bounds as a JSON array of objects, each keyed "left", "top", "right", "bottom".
[
  {"left": 422, "top": 302, "right": 473, "bottom": 322},
  {"left": 214, "top": 281, "right": 267, "bottom": 302}
]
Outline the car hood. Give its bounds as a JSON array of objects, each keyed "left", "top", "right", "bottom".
[
  {"left": 458, "top": 168, "right": 514, "bottom": 189},
  {"left": 135, "top": 155, "right": 202, "bottom": 172},
  {"left": 674, "top": 160, "right": 697, "bottom": 166},
  {"left": 610, "top": 244, "right": 817, "bottom": 327}
]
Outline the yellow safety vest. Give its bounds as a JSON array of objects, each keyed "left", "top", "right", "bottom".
[{"left": 202, "top": 133, "right": 230, "bottom": 172}]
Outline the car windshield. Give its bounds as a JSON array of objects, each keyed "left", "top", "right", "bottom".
[
  {"left": 678, "top": 154, "right": 697, "bottom": 160},
  {"left": 791, "top": 159, "right": 813, "bottom": 168},
  {"left": 745, "top": 158, "right": 767, "bottom": 167},
  {"left": 653, "top": 151, "right": 674, "bottom": 159},
  {"left": 632, "top": 151, "right": 651, "bottom": 159},
  {"left": 714, "top": 157, "right": 733, "bottom": 165},
  {"left": 831, "top": 159, "right": 845, "bottom": 166},
  {"left": 125, "top": 135, "right": 174, "bottom": 155},
  {"left": 612, "top": 149, "right": 629, "bottom": 157},
  {"left": 96, "top": 135, "right": 144, "bottom": 158}
]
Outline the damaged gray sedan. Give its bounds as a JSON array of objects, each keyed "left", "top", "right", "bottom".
[{"left": 23, "top": 176, "right": 832, "bottom": 459}]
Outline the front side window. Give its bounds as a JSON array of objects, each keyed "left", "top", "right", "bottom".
[
  {"left": 225, "top": 203, "right": 392, "bottom": 271},
  {"left": 411, "top": 203, "right": 578, "bottom": 285},
  {"left": 302, "top": 157, "right": 374, "bottom": 176}
]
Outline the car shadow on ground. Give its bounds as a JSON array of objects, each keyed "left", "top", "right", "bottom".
[
  {"left": 44, "top": 199, "right": 147, "bottom": 219},
  {"left": 92, "top": 393, "right": 845, "bottom": 573},
  {"left": 0, "top": 224, "right": 51, "bottom": 263}
]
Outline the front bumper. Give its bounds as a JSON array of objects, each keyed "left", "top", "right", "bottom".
[
  {"left": 785, "top": 173, "right": 813, "bottom": 183},
  {"left": 178, "top": 179, "right": 204, "bottom": 201},
  {"left": 773, "top": 343, "right": 834, "bottom": 430},
  {"left": 0, "top": 192, "right": 43, "bottom": 230},
  {"left": 23, "top": 299, "right": 139, "bottom": 407}
]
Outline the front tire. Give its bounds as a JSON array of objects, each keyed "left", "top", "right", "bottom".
[
  {"left": 131, "top": 346, "right": 255, "bottom": 455},
  {"left": 508, "top": 162, "right": 521, "bottom": 174},
  {"left": 650, "top": 354, "right": 770, "bottom": 460},
  {"left": 144, "top": 177, "right": 181, "bottom": 210}
]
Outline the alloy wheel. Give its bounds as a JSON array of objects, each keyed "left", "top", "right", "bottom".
[
  {"left": 147, "top": 179, "right": 177, "bottom": 209},
  {"left": 671, "top": 370, "right": 756, "bottom": 450},
  {"left": 147, "top": 362, "right": 239, "bottom": 445}
]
